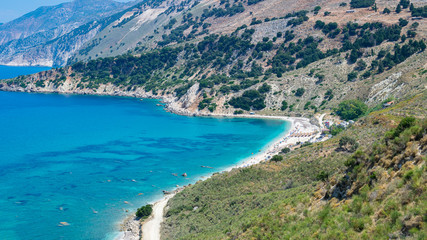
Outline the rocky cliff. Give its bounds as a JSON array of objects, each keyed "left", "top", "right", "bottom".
[{"left": 0, "top": 0, "right": 135, "bottom": 66}]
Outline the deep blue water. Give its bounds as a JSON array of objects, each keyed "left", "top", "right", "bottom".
[
  {"left": 0, "top": 65, "right": 51, "bottom": 79},
  {"left": 0, "top": 90, "right": 289, "bottom": 239}
]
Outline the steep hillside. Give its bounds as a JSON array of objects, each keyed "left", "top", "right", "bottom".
[
  {"left": 0, "top": 0, "right": 136, "bottom": 66},
  {"left": 0, "top": 1, "right": 426, "bottom": 239},
  {"left": 162, "top": 93, "right": 426, "bottom": 239},
  {"left": 1, "top": 0, "right": 426, "bottom": 119}
]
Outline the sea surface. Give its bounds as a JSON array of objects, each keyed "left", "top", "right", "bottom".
[
  {"left": 0, "top": 67, "right": 290, "bottom": 240},
  {"left": 0, "top": 65, "right": 51, "bottom": 80}
]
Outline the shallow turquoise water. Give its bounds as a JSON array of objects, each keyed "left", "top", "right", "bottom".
[
  {"left": 0, "top": 90, "right": 289, "bottom": 239},
  {"left": 0, "top": 65, "right": 51, "bottom": 79}
]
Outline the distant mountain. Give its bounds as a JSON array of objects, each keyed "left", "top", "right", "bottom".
[{"left": 0, "top": 0, "right": 137, "bottom": 66}]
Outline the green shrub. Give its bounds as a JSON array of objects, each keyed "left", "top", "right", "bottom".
[
  {"left": 258, "top": 83, "right": 271, "bottom": 93},
  {"left": 396, "top": 4, "right": 402, "bottom": 13},
  {"left": 394, "top": 116, "right": 416, "bottom": 137},
  {"left": 336, "top": 99, "right": 368, "bottom": 120},
  {"left": 350, "top": 217, "right": 365, "bottom": 232},
  {"left": 316, "top": 171, "right": 329, "bottom": 181},
  {"left": 295, "top": 88, "right": 305, "bottom": 97},
  {"left": 281, "top": 147, "right": 290, "bottom": 154},
  {"left": 331, "top": 125, "right": 345, "bottom": 135},
  {"left": 347, "top": 71, "right": 358, "bottom": 81},
  {"left": 350, "top": 0, "right": 375, "bottom": 8},
  {"left": 271, "top": 155, "right": 283, "bottom": 162},
  {"left": 136, "top": 204, "right": 153, "bottom": 219},
  {"left": 281, "top": 100, "right": 288, "bottom": 111},
  {"left": 318, "top": 204, "right": 331, "bottom": 222},
  {"left": 339, "top": 136, "right": 359, "bottom": 152}
]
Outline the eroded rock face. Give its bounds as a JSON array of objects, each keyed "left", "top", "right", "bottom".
[
  {"left": 180, "top": 83, "right": 200, "bottom": 109},
  {"left": 0, "top": 0, "right": 131, "bottom": 66},
  {"left": 367, "top": 72, "right": 404, "bottom": 103}
]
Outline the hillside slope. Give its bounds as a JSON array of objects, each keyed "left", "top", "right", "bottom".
[
  {"left": 0, "top": 0, "right": 135, "bottom": 66},
  {"left": 1, "top": 0, "right": 426, "bottom": 119},
  {"left": 0, "top": 0, "right": 426, "bottom": 239},
  {"left": 162, "top": 93, "right": 426, "bottom": 239}
]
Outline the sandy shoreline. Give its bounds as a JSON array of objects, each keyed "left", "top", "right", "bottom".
[
  {"left": 0, "top": 86, "right": 322, "bottom": 240},
  {"left": 115, "top": 114, "right": 321, "bottom": 240}
]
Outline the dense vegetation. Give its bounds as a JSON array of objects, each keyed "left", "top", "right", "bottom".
[
  {"left": 71, "top": 47, "right": 182, "bottom": 91},
  {"left": 411, "top": 5, "right": 427, "bottom": 17},
  {"left": 228, "top": 85, "right": 270, "bottom": 111},
  {"left": 350, "top": 0, "right": 375, "bottom": 8},
  {"left": 335, "top": 99, "right": 368, "bottom": 120}
]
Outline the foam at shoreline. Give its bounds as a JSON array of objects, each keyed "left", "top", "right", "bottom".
[{"left": 117, "top": 114, "right": 320, "bottom": 240}]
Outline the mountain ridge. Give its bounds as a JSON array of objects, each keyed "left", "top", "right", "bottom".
[
  {"left": 0, "top": 0, "right": 426, "bottom": 239},
  {"left": 0, "top": 0, "right": 139, "bottom": 66}
]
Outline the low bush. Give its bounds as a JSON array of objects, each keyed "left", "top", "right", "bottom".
[
  {"left": 271, "top": 155, "right": 283, "bottom": 162},
  {"left": 136, "top": 204, "right": 153, "bottom": 219}
]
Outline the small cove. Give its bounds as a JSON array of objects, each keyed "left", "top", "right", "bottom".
[{"left": 0, "top": 75, "right": 290, "bottom": 240}]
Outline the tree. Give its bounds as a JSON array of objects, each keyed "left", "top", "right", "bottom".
[
  {"left": 349, "top": 49, "right": 361, "bottom": 63},
  {"left": 393, "top": 116, "right": 416, "bottom": 137},
  {"left": 136, "top": 204, "right": 153, "bottom": 219},
  {"left": 316, "top": 171, "right": 329, "bottom": 181},
  {"left": 339, "top": 136, "right": 359, "bottom": 152},
  {"left": 281, "top": 100, "right": 288, "bottom": 111},
  {"left": 383, "top": 8, "right": 391, "bottom": 14},
  {"left": 407, "top": 30, "right": 416, "bottom": 38},
  {"left": 347, "top": 71, "right": 358, "bottom": 81},
  {"left": 350, "top": 0, "right": 375, "bottom": 8},
  {"left": 314, "top": 20, "right": 325, "bottom": 29},
  {"left": 281, "top": 147, "right": 291, "bottom": 154},
  {"left": 355, "top": 60, "right": 367, "bottom": 71},
  {"left": 271, "top": 155, "right": 284, "bottom": 162},
  {"left": 336, "top": 99, "right": 368, "bottom": 120},
  {"left": 399, "top": 0, "right": 410, "bottom": 9},
  {"left": 398, "top": 18, "right": 408, "bottom": 27},
  {"left": 331, "top": 125, "right": 345, "bottom": 135},
  {"left": 361, "top": 70, "right": 372, "bottom": 79},
  {"left": 396, "top": 4, "right": 401, "bottom": 13},
  {"left": 314, "top": 6, "right": 321, "bottom": 15},
  {"left": 295, "top": 88, "right": 305, "bottom": 97},
  {"left": 258, "top": 83, "right": 271, "bottom": 93}
]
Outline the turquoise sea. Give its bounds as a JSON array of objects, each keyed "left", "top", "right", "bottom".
[
  {"left": 0, "top": 67, "right": 290, "bottom": 239},
  {"left": 0, "top": 65, "right": 52, "bottom": 79}
]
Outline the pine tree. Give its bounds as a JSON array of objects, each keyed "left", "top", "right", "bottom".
[{"left": 396, "top": 4, "right": 402, "bottom": 13}]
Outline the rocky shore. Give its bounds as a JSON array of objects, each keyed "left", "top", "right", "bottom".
[{"left": 0, "top": 81, "right": 206, "bottom": 117}]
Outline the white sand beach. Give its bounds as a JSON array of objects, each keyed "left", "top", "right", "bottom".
[{"left": 117, "top": 114, "right": 321, "bottom": 240}]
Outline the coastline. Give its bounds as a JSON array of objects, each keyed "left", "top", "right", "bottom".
[
  {"left": 115, "top": 114, "right": 321, "bottom": 240},
  {"left": 0, "top": 85, "right": 321, "bottom": 240}
]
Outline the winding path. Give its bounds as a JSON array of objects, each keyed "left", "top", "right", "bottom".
[{"left": 142, "top": 194, "right": 174, "bottom": 240}]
